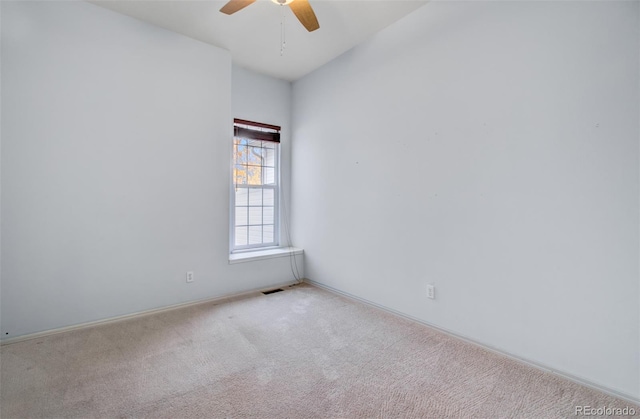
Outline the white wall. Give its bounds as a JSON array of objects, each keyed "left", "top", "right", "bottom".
[
  {"left": 1, "top": 1, "right": 300, "bottom": 339},
  {"left": 292, "top": 1, "right": 639, "bottom": 399}
]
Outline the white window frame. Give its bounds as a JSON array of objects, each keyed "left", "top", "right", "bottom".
[{"left": 230, "top": 119, "right": 280, "bottom": 253}]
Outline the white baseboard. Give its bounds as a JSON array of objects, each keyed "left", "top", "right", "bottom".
[
  {"left": 1, "top": 280, "right": 299, "bottom": 346},
  {"left": 304, "top": 278, "right": 640, "bottom": 406}
]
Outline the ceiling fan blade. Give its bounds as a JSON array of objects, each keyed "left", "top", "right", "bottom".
[
  {"left": 289, "top": 0, "right": 319, "bottom": 32},
  {"left": 220, "top": 0, "right": 256, "bottom": 15}
]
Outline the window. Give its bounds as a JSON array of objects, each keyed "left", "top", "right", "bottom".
[{"left": 231, "top": 119, "right": 280, "bottom": 251}]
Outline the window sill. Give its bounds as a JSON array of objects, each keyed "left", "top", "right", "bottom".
[{"left": 229, "top": 247, "right": 303, "bottom": 265}]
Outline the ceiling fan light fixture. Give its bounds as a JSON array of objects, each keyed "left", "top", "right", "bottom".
[{"left": 271, "top": 0, "right": 294, "bottom": 5}]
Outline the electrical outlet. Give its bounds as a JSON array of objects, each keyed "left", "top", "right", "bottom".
[
  {"left": 427, "top": 284, "right": 435, "bottom": 299},
  {"left": 186, "top": 271, "right": 194, "bottom": 283}
]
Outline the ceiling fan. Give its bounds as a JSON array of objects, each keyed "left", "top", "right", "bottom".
[{"left": 220, "top": 0, "right": 320, "bottom": 32}]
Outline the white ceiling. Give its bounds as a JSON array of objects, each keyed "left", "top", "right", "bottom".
[{"left": 90, "top": 0, "right": 427, "bottom": 81}]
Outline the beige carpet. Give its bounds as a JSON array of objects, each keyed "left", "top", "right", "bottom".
[{"left": 1, "top": 283, "right": 637, "bottom": 418}]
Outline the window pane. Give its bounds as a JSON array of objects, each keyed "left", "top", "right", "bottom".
[
  {"left": 235, "top": 207, "right": 248, "bottom": 226},
  {"left": 235, "top": 188, "right": 248, "bottom": 206},
  {"left": 247, "top": 146, "right": 264, "bottom": 166},
  {"left": 265, "top": 148, "right": 276, "bottom": 167},
  {"left": 248, "top": 189, "right": 262, "bottom": 206},
  {"left": 248, "top": 226, "right": 262, "bottom": 245},
  {"left": 264, "top": 168, "right": 275, "bottom": 185},
  {"left": 263, "top": 207, "right": 274, "bottom": 225},
  {"left": 247, "top": 166, "right": 262, "bottom": 185},
  {"left": 248, "top": 207, "right": 262, "bottom": 225},
  {"left": 234, "top": 144, "right": 248, "bottom": 165},
  {"left": 263, "top": 189, "right": 274, "bottom": 206},
  {"left": 234, "top": 166, "right": 247, "bottom": 185},
  {"left": 235, "top": 227, "right": 248, "bottom": 246},
  {"left": 263, "top": 225, "right": 274, "bottom": 243}
]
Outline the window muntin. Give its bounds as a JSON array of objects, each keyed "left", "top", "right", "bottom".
[{"left": 232, "top": 120, "right": 280, "bottom": 251}]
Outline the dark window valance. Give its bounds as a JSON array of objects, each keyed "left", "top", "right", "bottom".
[{"left": 234, "top": 118, "right": 280, "bottom": 143}]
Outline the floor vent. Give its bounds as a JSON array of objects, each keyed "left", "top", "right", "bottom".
[{"left": 262, "top": 288, "right": 284, "bottom": 295}]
